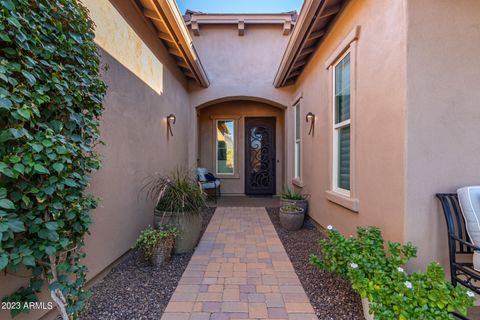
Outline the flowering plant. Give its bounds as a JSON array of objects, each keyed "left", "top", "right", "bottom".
[{"left": 310, "top": 226, "right": 474, "bottom": 319}]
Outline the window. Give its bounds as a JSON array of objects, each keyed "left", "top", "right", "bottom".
[
  {"left": 294, "top": 103, "right": 301, "bottom": 180},
  {"left": 333, "top": 51, "right": 351, "bottom": 194},
  {"left": 216, "top": 119, "right": 235, "bottom": 175}
]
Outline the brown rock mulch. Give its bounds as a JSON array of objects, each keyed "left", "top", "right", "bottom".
[
  {"left": 80, "top": 207, "right": 215, "bottom": 320},
  {"left": 266, "top": 207, "right": 364, "bottom": 320}
]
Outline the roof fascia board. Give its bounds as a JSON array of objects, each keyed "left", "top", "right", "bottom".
[
  {"left": 152, "top": 0, "right": 210, "bottom": 87},
  {"left": 273, "top": 0, "right": 323, "bottom": 88}
]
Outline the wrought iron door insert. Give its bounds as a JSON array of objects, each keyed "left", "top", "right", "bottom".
[{"left": 245, "top": 117, "right": 276, "bottom": 195}]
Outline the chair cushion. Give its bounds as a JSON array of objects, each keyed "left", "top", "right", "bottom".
[
  {"left": 458, "top": 186, "right": 480, "bottom": 270},
  {"left": 205, "top": 173, "right": 216, "bottom": 182},
  {"left": 197, "top": 168, "right": 208, "bottom": 182},
  {"left": 200, "top": 180, "right": 220, "bottom": 190}
]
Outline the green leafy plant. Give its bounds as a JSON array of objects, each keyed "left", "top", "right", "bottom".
[
  {"left": 134, "top": 226, "right": 178, "bottom": 260},
  {"left": 281, "top": 186, "right": 308, "bottom": 200},
  {"left": 0, "top": 0, "right": 106, "bottom": 318},
  {"left": 280, "top": 205, "right": 304, "bottom": 213},
  {"left": 142, "top": 168, "right": 207, "bottom": 213},
  {"left": 310, "top": 226, "right": 474, "bottom": 320}
]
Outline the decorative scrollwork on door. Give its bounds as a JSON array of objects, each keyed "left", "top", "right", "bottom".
[{"left": 245, "top": 118, "right": 276, "bottom": 195}]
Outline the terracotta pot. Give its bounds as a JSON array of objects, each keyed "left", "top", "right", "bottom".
[
  {"left": 280, "top": 198, "right": 308, "bottom": 215},
  {"left": 154, "top": 210, "right": 202, "bottom": 254},
  {"left": 362, "top": 298, "right": 374, "bottom": 320},
  {"left": 150, "top": 235, "right": 175, "bottom": 267},
  {"left": 279, "top": 206, "right": 305, "bottom": 231}
]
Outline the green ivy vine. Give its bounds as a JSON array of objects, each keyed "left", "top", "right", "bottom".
[{"left": 0, "top": 0, "right": 106, "bottom": 318}]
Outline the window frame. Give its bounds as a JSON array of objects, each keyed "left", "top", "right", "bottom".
[
  {"left": 294, "top": 102, "right": 302, "bottom": 181},
  {"left": 332, "top": 50, "right": 351, "bottom": 196},
  {"left": 214, "top": 118, "right": 236, "bottom": 176},
  {"left": 324, "top": 26, "right": 360, "bottom": 213}
]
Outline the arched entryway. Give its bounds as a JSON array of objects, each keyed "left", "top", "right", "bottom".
[{"left": 196, "top": 98, "right": 286, "bottom": 196}]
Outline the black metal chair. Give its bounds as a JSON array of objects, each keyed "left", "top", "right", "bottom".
[{"left": 436, "top": 193, "right": 480, "bottom": 320}]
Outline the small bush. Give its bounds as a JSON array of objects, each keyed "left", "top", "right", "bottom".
[
  {"left": 134, "top": 226, "right": 178, "bottom": 260},
  {"left": 310, "top": 226, "right": 474, "bottom": 320}
]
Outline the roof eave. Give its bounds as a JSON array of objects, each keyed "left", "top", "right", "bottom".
[
  {"left": 134, "top": 0, "right": 210, "bottom": 87},
  {"left": 274, "top": 0, "right": 346, "bottom": 88}
]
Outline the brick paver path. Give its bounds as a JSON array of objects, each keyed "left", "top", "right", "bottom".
[{"left": 161, "top": 207, "right": 317, "bottom": 320}]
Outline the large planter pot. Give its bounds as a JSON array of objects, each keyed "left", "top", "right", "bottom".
[
  {"left": 154, "top": 210, "right": 202, "bottom": 254},
  {"left": 362, "top": 298, "right": 374, "bottom": 320},
  {"left": 280, "top": 198, "right": 309, "bottom": 215},
  {"left": 150, "top": 235, "right": 175, "bottom": 267},
  {"left": 279, "top": 206, "right": 305, "bottom": 231}
]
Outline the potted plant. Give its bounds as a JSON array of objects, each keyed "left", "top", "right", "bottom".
[
  {"left": 281, "top": 186, "right": 309, "bottom": 214},
  {"left": 279, "top": 205, "right": 305, "bottom": 231},
  {"left": 134, "top": 226, "right": 178, "bottom": 266},
  {"left": 142, "top": 168, "right": 207, "bottom": 253},
  {"left": 310, "top": 226, "right": 474, "bottom": 320}
]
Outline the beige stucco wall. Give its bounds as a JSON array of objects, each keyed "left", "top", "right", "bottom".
[
  {"left": 405, "top": 0, "right": 480, "bottom": 272},
  {"left": 188, "top": 24, "right": 294, "bottom": 108},
  {"left": 198, "top": 101, "right": 285, "bottom": 195},
  {"left": 0, "top": 1, "right": 193, "bottom": 319},
  {"left": 288, "top": 0, "right": 407, "bottom": 243}
]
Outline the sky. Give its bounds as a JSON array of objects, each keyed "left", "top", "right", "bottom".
[{"left": 175, "top": 0, "right": 304, "bottom": 14}]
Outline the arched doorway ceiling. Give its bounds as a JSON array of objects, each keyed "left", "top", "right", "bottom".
[{"left": 196, "top": 96, "right": 287, "bottom": 110}]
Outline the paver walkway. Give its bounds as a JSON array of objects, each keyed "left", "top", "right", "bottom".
[{"left": 161, "top": 207, "right": 317, "bottom": 320}]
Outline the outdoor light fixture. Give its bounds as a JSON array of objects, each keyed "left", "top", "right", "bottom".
[
  {"left": 306, "top": 112, "right": 315, "bottom": 135},
  {"left": 167, "top": 113, "right": 176, "bottom": 137}
]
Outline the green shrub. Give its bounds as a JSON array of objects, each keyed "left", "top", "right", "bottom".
[
  {"left": 310, "top": 226, "right": 474, "bottom": 320},
  {"left": 142, "top": 168, "right": 207, "bottom": 213},
  {"left": 0, "top": 0, "right": 106, "bottom": 318},
  {"left": 134, "top": 226, "right": 178, "bottom": 260}
]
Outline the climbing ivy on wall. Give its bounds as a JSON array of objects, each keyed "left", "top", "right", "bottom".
[{"left": 0, "top": 0, "right": 106, "bottom": 318}]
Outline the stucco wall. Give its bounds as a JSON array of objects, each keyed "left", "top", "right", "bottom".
[
  {"left": 405, "top": 0, "right": 480, "bottom": 271},
  {"left": 0, "top": 1, "right": 192, "bottom": 319},
  {"left": 198, "top": 101, "right": 285, "bottom": 195},
  {"left": 188, "top": 23, "right": 294, "bottom": 108},
  {"left": 289, "top": 0, "right": 407, "bottom": 243}
]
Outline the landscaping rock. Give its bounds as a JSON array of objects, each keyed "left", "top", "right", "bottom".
[{"left": 81, "top": 208, "right": 215, "bottom": 320}]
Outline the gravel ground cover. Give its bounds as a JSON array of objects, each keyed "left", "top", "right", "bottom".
[
  {"left": 266, "top": 207, "right": 364, "bottom": 320},
  {"left": 81, "top": 208, "right": 215, "bottom": 320}
]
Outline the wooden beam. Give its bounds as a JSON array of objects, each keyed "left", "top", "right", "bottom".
[
  {"left": 283, "top": 20, "right": 292, "bottom": 36},
  {"left": 176, "top": 59, "right": 189, "bottom": 69},
  {"left": 319, "top": 5, "right": 341, "bottom": 19},
  {"left": 298, "top": 46, "right": 316, "bottom": 58},
  {"left": 184, "top": 69, "right": 195, "bottom": 79},
  {"left": 308, "top": 29, "right": 325, "bottom": 40},
  {"left": 287, "top": 69, "right": 301, "bottom": 79},
  {"left": 158, "top": 31, "right": 175, "bottom": 43},
  {"left": 192, "top": 20, "right": 200, "bottom": 36},
  {"left": 238, "top": 19, "right": 245, "bottom": 36},
  {"left": 143, "top": 8, "right": 163, "bottom": 21},
  {"left": 292, "top": 59, "right": 308, "bottom": 70},
  {"left": 168, "top": 47, "right": 183, "bottom": 57}
]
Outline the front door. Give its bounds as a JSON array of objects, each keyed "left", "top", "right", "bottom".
[{"left": 245, "top": 117, "right": 276, "bottom": 195}]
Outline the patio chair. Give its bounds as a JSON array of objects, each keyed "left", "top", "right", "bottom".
[
  {"left": 197, "top": 168, "right": 221, "bottom": 203},
  {"left": 437, "top": 191, "right": 480, "bottom": 320}
]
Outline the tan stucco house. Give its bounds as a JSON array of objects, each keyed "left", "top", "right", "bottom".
[{"left": 2, "top": 0, "right": 480, "bottom": 318}]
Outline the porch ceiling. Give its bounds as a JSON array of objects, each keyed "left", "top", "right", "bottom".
[
  {"left": 131, "top": 0, "right": 210, "bottom": 87},
  {"left": 274, "top": 0, "right": 348, "bottom": 87}
]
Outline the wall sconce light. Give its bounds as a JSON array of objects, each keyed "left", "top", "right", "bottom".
[
  {"left": 305, "top": 112, "right": 315, "bottom": 135},
  {"left": 167, "top": 113, "right": 176, "bottom": 137}
]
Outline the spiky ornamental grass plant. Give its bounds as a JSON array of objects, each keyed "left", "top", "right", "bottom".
[
  {"left": 0, "top": 0, "right": 106, "bottom": 318},
  {"left": 142, "top": 168, "right": 207, "bottom": 214}
]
